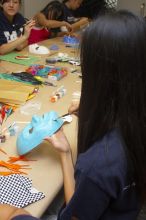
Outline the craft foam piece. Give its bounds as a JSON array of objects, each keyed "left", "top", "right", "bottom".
[
  {"left": 63, "top": 36, "right": 79, "bottom": 46},
  {"left": 0, "top": 53, "right": 39, "bottom": 66},
  {"left": 17, "top": 111, "right": 63, "bottom": 155},
  {"left": 29, "top": 44, "right": 50, "bottom": 55},
  {"left": 49, "top": 44, "right": 59, "bottom": 50}
]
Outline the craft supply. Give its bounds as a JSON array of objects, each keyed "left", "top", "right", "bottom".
[
  {"left": 55, "top": 114, "right": 73, "bottom": 123},
  {"left": 62, "top": 115, "right": 72, "bottom": 123},
  {"left": 29, "top": 44, "right": 50, "bottom": 55},
  {"left": 26, "top": 65, "right": 49, "bottom": 77},
  {"left": 63, "top": 35, "right": 79, "bottom": 47},
  {"left": 0, "top": 52, "right": 39, "bottom": 66},
  {"left": 0, "top": 174, "right": 45, "bottom": 207},
  {"left": 0, "top": 123, "right": 19, "bottom": 143},
  {"left": 50, "top": 86, "right": 67, "bottom": 103},
  {"left": 8, "top": 155, "right": 37, "bottom": 163},
  {"left": 12, "top": 72, "right": 42, "bottom": 85},
  {"left": 26, "top": 65, "right": 68, "bottom": 81},
  {"left": 0, "top": 106, "right": 5, "bottom": 134},
  {"left": 0, "top": 160, "right": 30, "bottom": 172},
  {"left": 17, "top": 111, "right": 64, "bottom": 155},
  {"left": 0, "top": 78, "right": 36, "bottom": 106},
  {"left": 9, "top": 124, "right": 19, "bottom": 136},
  {"left": 33, "top": 76, "right": 56, "bottom": 87},
  {"left": 65, "top": 44, "right": 72, "bottom": 48},
  {"left": 57, "top": 52, "right": 69, "bottom": 62},
  {"left": 15, "top": 56, "right": 30, "bottom": 60},
  {"left": 58, "top": 113, "right": 70, "bottom": 118},
  {"left": 0, "top": 147, "right": 37, "bottom": 175},
  {"left": 0, "top": 121, "right": 25, "bottom": 144},
  {"left": 69, "top": 60, "right": 80, "bottom": 66},
  {"left": 48, "top": 67, "right": 68, "bottom": 81},
  {"left": 0, "top": 105, "right": 6, "bottom": 125},
  {"left": 71, "top": 68, "right": 78, "bottom": 73},
  {"left": 46, "top": 58, "right": 57, "bottom": 64},
  {"left": 43, "top": 81, "right": 57, "bottom": 87},
  {"left": 2, "top": 122, "right": 16, "bottom": 134},
  {"left": 0, "top": 135, "right": 6, "bottom": 143},
  {"left": 58, "top": 111, "right": 77, "bottom": 119},
  {"left": 3, "top": 107, "right": 13, "bottom": 123},
  {"left": 0, "top": 148, "right": 7, "bottom": 155},
  {"left": 20, "top": 101, "right": 41, "bottom": 115}
]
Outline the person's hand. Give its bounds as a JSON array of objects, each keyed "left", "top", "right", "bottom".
[
  {"left": 62, "top": 21, "right": 72, "bottom": 32},
  {"left": 45, "top": 128, "right": 71, "bottom": 153},
  {"left": 68, "top": 100, "right": 79, "bottom": 116},
  {"left": 81, "top": 17, "right": 89, "bottom": 23},
  {"left": 23, "top": 19, "right": 36, "bottom": 39},
  {"left": 0, "top": 204, "right": 30, "bottom": 220}
]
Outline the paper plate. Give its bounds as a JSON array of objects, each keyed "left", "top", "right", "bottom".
[{"left": 17, "top": 111, "right": 63, "bottom": 155}]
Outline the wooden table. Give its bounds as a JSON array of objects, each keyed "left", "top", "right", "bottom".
[{"left": 0, "top": 37, "right": 81, "bottom": 217}]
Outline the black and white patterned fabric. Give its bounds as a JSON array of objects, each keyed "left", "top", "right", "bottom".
[
  {"left": 0, "top": 174, "right": 45, "bottom": 208},
  {"left": 106, "top": 0, "right": 117, "bottom": 8}
]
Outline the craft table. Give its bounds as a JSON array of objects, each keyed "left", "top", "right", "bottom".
[{"left": 0, "top": 37, "right": 81, "bottom": 217}]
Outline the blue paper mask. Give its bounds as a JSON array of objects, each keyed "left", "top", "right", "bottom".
[{"left": 17, "top": 111, "right": 64, "bottom": 155}]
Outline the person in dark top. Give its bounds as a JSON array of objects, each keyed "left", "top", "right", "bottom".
[
  {"left": 1, "top": 9, "right": 146, "bottom": 220},
  {"left": 29, "top": 1, "right": 72, "bottom": 44},
  {"left": 73, "top": 0, "right": 108, "bottom": 19},
  {"left": 62, "top": 0, "right": 89, "bottom": 31},
  {"left": 0, "top": 0, "right": 35, "bottom": 54}
]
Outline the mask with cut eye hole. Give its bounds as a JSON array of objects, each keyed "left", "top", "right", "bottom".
[{"left": 17, "top": 111, "right": 64, "bottom": 155}]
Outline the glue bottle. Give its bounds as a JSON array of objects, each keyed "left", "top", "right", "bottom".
[{"left": 50, "top": 86, "right": 67, "bottom": 103}]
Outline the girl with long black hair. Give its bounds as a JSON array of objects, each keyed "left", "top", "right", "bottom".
[{"left": 1, "top": 10, "right": 146, "bottom": 220}]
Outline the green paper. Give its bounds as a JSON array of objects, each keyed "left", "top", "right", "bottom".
[
  {"left": 0, "top": 73, "right": 30, "bottom": 84},
  {"left": 0, "top": 52, "right": 39, "bottom": 66}
]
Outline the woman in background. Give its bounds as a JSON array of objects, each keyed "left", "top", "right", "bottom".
[
  {"left": 62, "top": 0, "right": 89, "bottom": 31},
  {"left": 0, "top": 0, "right": 35, "bottom": 54},
  {"left": 28, "top": 1, "right": 72, "bottom": 44}
]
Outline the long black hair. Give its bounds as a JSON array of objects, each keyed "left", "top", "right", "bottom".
[
  {"left": 0, "top": 0, "right": 21, "bottom": 11},
  {"left": 78, "top": 10, "right": 146, "bottom": 199},
  {"left": 73, "top": 0, "right": 108, "bottom": 19},
  {"left": 41, "top": 1, "right": 64, "bottom": 21}
]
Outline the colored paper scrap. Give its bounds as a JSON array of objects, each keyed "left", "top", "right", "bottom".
[{"left": 0, "top": 53, "right": 39, "bottom": 66}]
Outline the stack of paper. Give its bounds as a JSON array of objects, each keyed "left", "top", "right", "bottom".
[{"left": 0, "top": 79, "right": 36, "bottom": 105}]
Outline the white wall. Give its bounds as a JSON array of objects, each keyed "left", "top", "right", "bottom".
[
  {"left": 21, "top": 0, "right": 52, "bottom": 19},
  {"left": 117, "top": 0, "right": 145, "bottom": 16}
]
